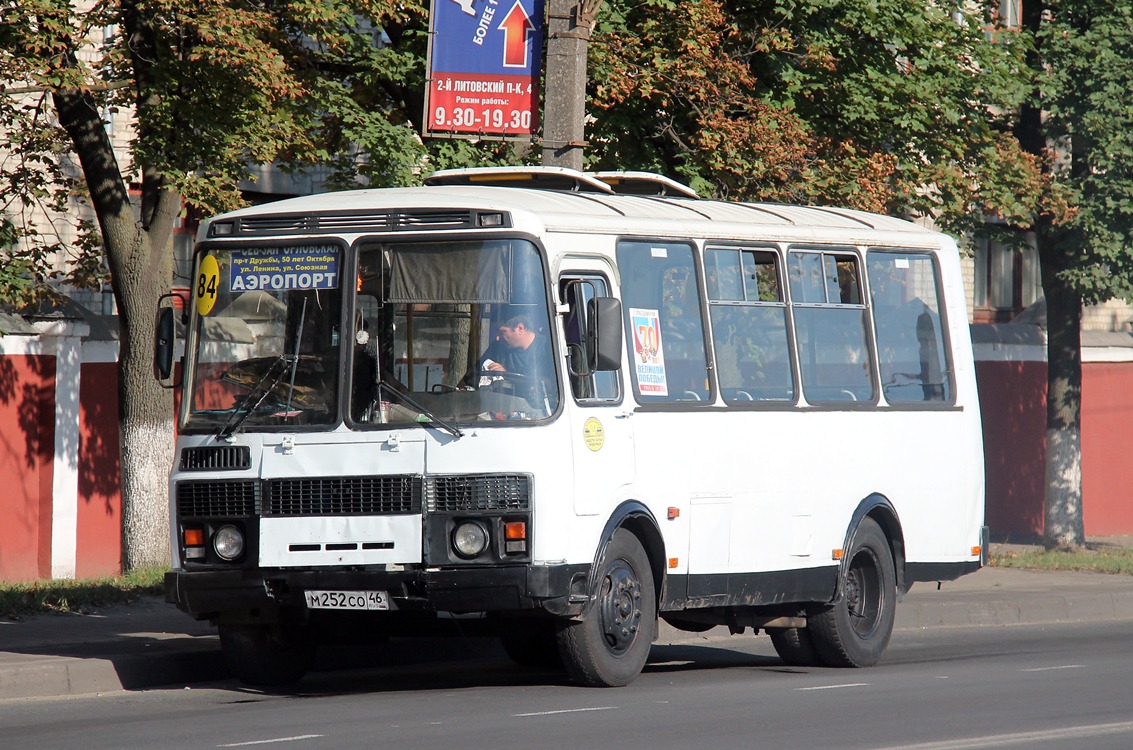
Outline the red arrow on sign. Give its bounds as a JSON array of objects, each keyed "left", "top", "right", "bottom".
[{"left": 498, "top": 0, "right": 535, "bottom": 68}]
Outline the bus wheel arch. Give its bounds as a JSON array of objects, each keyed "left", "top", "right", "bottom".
[
  {"left": 840, "top": 494, "right": 907, "bottom": 599},
  {"left": 588, "top": 501, "right": 666, "bottom": 615}
]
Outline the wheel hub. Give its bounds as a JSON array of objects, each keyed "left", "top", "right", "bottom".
[{"left": 599, "top": 560, "right": 642, "bottom": 654}]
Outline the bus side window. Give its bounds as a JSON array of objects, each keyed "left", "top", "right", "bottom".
[
  {"left": 562, "top": 276, "right": 620, "bottom": 401},
  {"left": 616, "top": 240, "right": 710, "bottom": 403},
  {"left": 706, "top": 247, "right": 795, "bottom": 403},
  {"left": 789, "top": 249, "right": 875, "bottom": 404},
  {"left": 867, "top": 251, "right": 952, "bottom": 403}
]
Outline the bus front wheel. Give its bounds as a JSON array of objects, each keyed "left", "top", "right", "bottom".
[
  {"left": 807, "top": 517, "right": 896, "bottom": 668},
  {"left": 218, "top": 618, "right": 316, "bottom": 687},
  {"left": 557, "top": 529, "right": 656, "bottom": 687}
]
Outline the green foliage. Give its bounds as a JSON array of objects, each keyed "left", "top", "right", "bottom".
[
  {"left": 587, "top": 0, "right": 1042, "bottom": 233},
  {"left": 1036, "top": 1, "right": 1133, "bottom": 304}
]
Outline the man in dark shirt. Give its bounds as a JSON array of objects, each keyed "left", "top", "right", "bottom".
[{"left": 483, "top": 314, "right": 550, "bottom": 379}]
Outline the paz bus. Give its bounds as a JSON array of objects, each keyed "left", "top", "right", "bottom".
[{"left": 157, "top": 167, "right": 986, "bottom": 688}]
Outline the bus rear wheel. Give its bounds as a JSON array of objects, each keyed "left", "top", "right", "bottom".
[
  {"left": 768, "top": 626, "right": 822, "bottom": 667},
  {"left": 807, "top": 517, "right": 896, "bottom": 668},
  {"left": 557, "top": 529, "right": 655, "bottom": 687},
  {"left": 218, "top": 618, "right": 316, "bottom": 687}
]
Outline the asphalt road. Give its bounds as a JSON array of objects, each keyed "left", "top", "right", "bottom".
[{"left": 4, "top": 619, "right": 1133, "bottom": 749}]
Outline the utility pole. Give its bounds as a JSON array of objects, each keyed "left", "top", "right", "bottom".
[{"left": 541, "top": 0, "right": 602, "bottom": 169}]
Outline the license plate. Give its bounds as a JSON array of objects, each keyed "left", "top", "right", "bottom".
[{"left": 303, "top": 590, "right": 390, "bottom": 610}]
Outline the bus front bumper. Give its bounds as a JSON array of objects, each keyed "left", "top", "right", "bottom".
[{"left": 164, "top": 563, "right": 590, "bottom": 622}]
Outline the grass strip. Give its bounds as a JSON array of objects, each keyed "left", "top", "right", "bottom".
[
  {"left": 990, "top": 545, "right": 1133, "bottom": 576},
  {"left": 0, "top": 567, "right": 167, "bottom": 618}
]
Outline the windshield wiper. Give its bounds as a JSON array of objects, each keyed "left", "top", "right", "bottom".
[
  {"left": 378, "top": 381, "right": 463, "bottom": 439},
  {"left": 215, "top": 355, "right": 292, "bottom": 440}
]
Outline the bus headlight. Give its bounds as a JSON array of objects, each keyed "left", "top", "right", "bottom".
[
  {"left": 214, "top": 524, "right": 245, "bottom": 561},
  {"left": 452, "top": 521, "right": 489, "bottom": 559}
]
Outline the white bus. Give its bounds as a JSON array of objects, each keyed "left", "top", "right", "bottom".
[{"left": 158, "top": 167, "right": 986, "bottom": 688}]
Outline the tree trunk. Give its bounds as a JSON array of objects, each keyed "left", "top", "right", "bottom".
[
  {"left": 112, "top": 226, "right": 175, "bottom": 569},
  {"left": 54, "top": 85, "right": 176, "bottom": 571},
  {"left": 1038, "top": 229, "right": 1085, "bottom": 550}
]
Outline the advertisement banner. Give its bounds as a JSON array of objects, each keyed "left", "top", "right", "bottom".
[{"left": 425, "top": 0, "right": 544, "bottom": 138}]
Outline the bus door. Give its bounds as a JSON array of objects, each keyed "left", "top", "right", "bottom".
[{"left": 559, "top": 269, "right": 635, "bottom": 517}]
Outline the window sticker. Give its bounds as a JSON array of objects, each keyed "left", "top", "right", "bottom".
[
  {"left": 630, "top": 307, "right": 668, "bottom": 396},
  {"left": 230, "top": 246, "right": 340, "bottom": 291},
  {"left": 195, "top": 254, "right": 220, "bottom": 316},
  {"left": 583, "top": 416, "right": 605, "bottom": 451}
]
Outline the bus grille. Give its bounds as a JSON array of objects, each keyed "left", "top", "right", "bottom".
[
  {"left": 427, "top": 474, "right": 532, "bottom": 513},
  {"left": 177, "top": 480, "right": 259, "bottom": 518},
  {"left": 180, "top": 446, "right": 251, "bottom": 471},
  {"left": 264, "top": 476, "right": 423, "bottom": 516},
  {"left": 175, "top": 474, "right": 526, "bottom": 518}
]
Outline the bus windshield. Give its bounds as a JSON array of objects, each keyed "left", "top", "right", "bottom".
[
  {"left": 351, "top": 238, "right": 558, "bottom": 426},
  {"left": 183, "top": 244, "right": 344, "bottom": 433},
  {"left": 182, "top": 238, "right": 559, "bottom": 434}
]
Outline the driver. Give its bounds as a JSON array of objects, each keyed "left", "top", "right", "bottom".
[{"left": 483, "top": 314, "right": 551, "bottom": 380}]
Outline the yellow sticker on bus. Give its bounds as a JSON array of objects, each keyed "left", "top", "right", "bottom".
[
  {"left": 195, "top": 254, "right": 220, "bottom": 317},
  {"left": 583, "top": 417, "right": 605, "bottom": 452}
]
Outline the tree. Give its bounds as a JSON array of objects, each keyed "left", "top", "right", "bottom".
[
  {"left": 586, "top": 0, "right": 1040, "bottom": 231},
  {"left": 1015, "top": 1, "right": 1133, "bottom": 549},
  {"left": 0, "top": 0, "right": 515, "bottom": 570}
]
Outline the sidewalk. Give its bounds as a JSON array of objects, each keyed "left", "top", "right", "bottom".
[{"left": 4, "top": 563, "right": 1133, "bottom": 700}]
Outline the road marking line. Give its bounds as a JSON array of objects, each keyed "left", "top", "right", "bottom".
[
  {"left": 218, "top": 736, "right": 323, "bottom": 747},
  {"left": 869, "top": 720, "right": 1133, "bottom": 749},
  {"left": 795, "top": 682, "right": 870, "bottom": 691},
  {"left": 513, "top": 707, "right": 618, "bottom": 717},
  {"left": 1018, "top": 664, "right": 1084, "bottom": 672}
]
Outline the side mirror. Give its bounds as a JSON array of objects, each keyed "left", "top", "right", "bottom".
[
  {"left": 154, "top": 306, "right": 176, "bottom": 380},
  {"left": 154, "top": 293, "right": 187, "bottom": 384},
  {"left": 587, "top": 296, "right": 622, "bottom": 372}
]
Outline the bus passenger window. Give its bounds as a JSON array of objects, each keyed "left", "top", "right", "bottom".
[
  {"left": 561, "top": 276, "right": 620, "bottom": 401},
  {"left": 706, "top": 248, "right": 794, "bottom": 403},
  {"left": 616, "top": 240, "right": 710, "bottom": 403},
  {"left": 789, "top": 250, "right": 875, "bottom": 404},
  {"left": 867, "top": 251, "right": 951, "bottom": 403}
]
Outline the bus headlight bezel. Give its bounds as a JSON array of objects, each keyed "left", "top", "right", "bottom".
[
  {"left": 213, "top": 524, "right": 246, "bottom": 561},
  {"left": 451, "top": 520, "right": 489, "bottom": 559}
]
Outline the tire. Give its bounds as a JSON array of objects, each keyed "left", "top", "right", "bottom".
[
  {"left": 499, "top": 619, "right": 563, "bottom": 670},
  {"left": 219, "top": 619, "right": 316, "bottom": 687},
  {"left": 807, "top": 517, "right": 896, "bottom": 668},
  {"left": 557, "top": 528, "right": 656, "bottom": 687},
  {"left": 768, "top": 627, "right": 822, "bottom": 667}
]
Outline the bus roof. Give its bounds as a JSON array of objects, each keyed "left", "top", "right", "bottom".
[{"left": 199, "top": 170, "right": 941, "bottom": 245}]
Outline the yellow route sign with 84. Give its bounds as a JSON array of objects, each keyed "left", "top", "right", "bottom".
[{"left": 195, "top": 255, "right": 220, "bottom": 316}]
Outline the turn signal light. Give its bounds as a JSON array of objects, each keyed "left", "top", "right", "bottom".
[
  {"left": 504, "top": 521, "right": 527, "bottom": 555},
  {"left": 183, "top": 528, "right": 205, "bottom": 547},
  {"left": 971, "top": 545, "right": 982, "bottom": 557},
  {"left": 832, "top": 549, "right": 844, "bottom": 561}
]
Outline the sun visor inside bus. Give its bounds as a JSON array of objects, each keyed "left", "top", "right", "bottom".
[{"left": 386, "top": 243, "right": 508, "bottom": 303}]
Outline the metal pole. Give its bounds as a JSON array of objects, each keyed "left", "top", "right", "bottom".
[{"left": 541, "top": 0, "right": 601, "bottom": 169}]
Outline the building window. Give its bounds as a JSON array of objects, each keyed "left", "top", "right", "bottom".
[{"left": 971, "top": 235, "right": 1040, "bottom": 323}]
